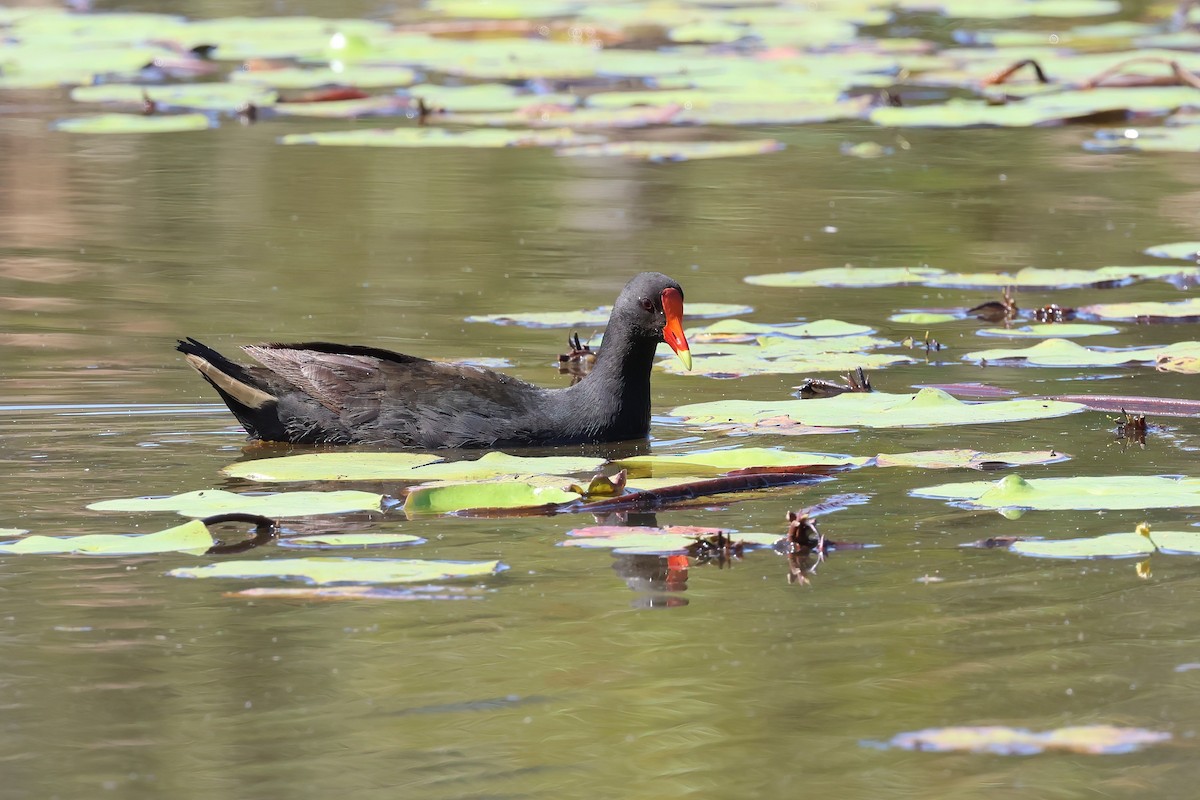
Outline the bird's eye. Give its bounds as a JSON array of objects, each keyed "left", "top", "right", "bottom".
[{"left": 640, "top": 298, "right": 655, "bottom": 312}]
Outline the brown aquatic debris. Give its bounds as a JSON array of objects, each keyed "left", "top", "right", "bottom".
[
  {"left": 982, "top": 59, "right": 1050, "bottom": 87},
  {"left": 1112, "top": 410, "right": 1148, "bottom": 446},
  {"left": 558, "top": 332, "right": 596, "bottom": 385},
  {"left": 968, "top": 288, "right": 1018, "bottom": 323},
  {"left": 795, "top": 367, "right": 873, "bottom": 399},
  {"left": 1033, "top": 303, "right": 1076, "bottom": 322}
]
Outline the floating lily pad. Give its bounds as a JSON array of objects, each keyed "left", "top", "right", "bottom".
[
  {"left": 561, "top": 525, "right": 782, "bottom": 555},
  {"left": 231, "top": 66, "right": 418, "bottom": 89},
  {"left": 465, "top": 302, "right": 750, "bottom": 327},
  {"left": 890, "top": 312, "right": 960, "bottom": 324},
  {"left": 913, "top": 474, "right": 1200, "bottom": 511},
  {"left": 1012, "top": 532, "right": 1155, "bottom": 559},
  {"left": 1080, "top": 297, "right": 1200, "bottom": 321},
  {"left": 0, "top": 520, "right": 212, "bottom": 556},
  {"left": 1145, "top": 241, "right": 1200, "bottom": 261},
  {"left": 926, "top": 265, "right": 1200, "bottom": 289},
  {"left": 55, "top": 113, "right": 213, "bottom": 134},
  {"left": 225, "top": 585, "right": 489, "bottom": 600},
  {"left": 272, "top": 96, "right": 410, "bottom": 118},
  {"left": 70, "top": 83, "right": 276, "bottom": 112},
  {"left": 662, "top": 350, "right": 913, "bottom": 378},
  {"left": 874, "top": 449, "right": 1067, "bottom": 470},
  {"left": 168, "top": 557, "right": 505, "bottom": 585},
  {"left": 745, "top": 267, "right": 945, "bottom": 288},
  {"left": 672, "top": 389, "right": 1084, "bottom": 429},
  {"left": 403, "top": 481, "right": 581, "bottom": 514},
  {"left": 0, "top": 528, "right": 27, "bottom": 537},
  {"left": 404, "top": 452, "right": 605, "bottom": 482},
  {"left": 87, "top": 489, "right": 385, "bottom": 517},
  {"left": 408, "top": 83, "right": 575, "bottom": 113},
  {"left": 224, "top": 452, "right": 441, "bottom": 482},
  {"left": 886, "top": 725, "right": 1169, "bottom": 755},
  {"left": 1085, "top": 126, "right": 1200, "bottom": 154},
  {"left": 976, "top": 323, "right": 1118, "bottom": 338},
  {"left": 685, "top": 318, "right": 873, "bottom": 342},
  {"left": 963, "top": 338, "right": 1200, "bottom": 367},
  {"left": 617, "top": 448, "right": 867, "bottom": 476},
  {"left": 557, "top": 139, "right": 784, "bottom": 162},
  {"left": 279, "top": 533, "right": 425, "bottom": 549},
  {"left": 279, "top": 127, "right": 604, "bottom": 148}
]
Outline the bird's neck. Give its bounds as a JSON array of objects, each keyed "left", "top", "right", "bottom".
[{"left": 572, "top": 322, "right": 658, "bottom": 437}]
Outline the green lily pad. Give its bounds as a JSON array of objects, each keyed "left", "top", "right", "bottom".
[
  {"left": 964, "top": 338, "right": 1200, "bottom": 367},
  {"left": 279, "top": 127, "right": 604, "bottom": 148},
  {"left": 926, "top": 265, "right": 1200, "bottom": 289},
  {"left": 887, "top": 725, "right": 1169, "bottom": 755},
  {"left": 55, "top": 113, "right": 213, "bottom": 134},
  {"left": 1085, "top": 126, "right": 1200, "bottom": 154},
  {"left": 1080, "top": 297, "right": 1200, "bottom": 321},
  {"left": 890, "top": 312, "right": 960, "bottom": 324},
  {"left": 0, "top": 528, "right": 28, "bottom": 537},
  {"left": 70, "top": 83, "right": 276, "bottom": 112},
  {"left": 912, "top": 474, "right": 1200, "bottom": 511},
  {"left": 685, "top": 318, "right": 873, "bottom": 342},
  {"left": 168, "top": 557, "right": 505, "bottom": 585},
  {"left": 87, "top": 489, "right": 385, "bottom": 518},
  {"left": 557, "top": 139, "right": 784, "bottom": 162},
  {"left": 1145, "top": 242, "right": 1200, "bottom": 261},
  {"left": 1012, "top": 532, "right": 1156, "bottom": 559},
  {"left": 977, "top": 323, "right": 1118, "bottom": 338},
  {"left": 404, "top": 452, "right": 605, "bottom": 482},
  {"left": 662, "top": 350, "right": 913, "bottom": 378},
  {"left": 672, "top": 388, "right": 1084, "bottom": 428},
  {"left": 0, "top": 520, "right": 212, "bottom": 555},
  {"left": 745, "top": 267, "right": 945, "bottom": 288},
  {"left": 279, "top": 533, "right": 424, "bottom": 549},
  {"left": 465, "top": 302, "right": 750, "bottom": 327},
  {"left": 408, "top": 84, "right": 575, "bottom": 113},
  {"left": 873, "top": 449, "right": 1067, "bottom": 469},
  {"left": 561, "top": 525, "right": 782, "bottom": 555},
  {"left": 231, "top": 66, "right": 418, "bottom": 89},
  {"left": 676, "top": 98, "right": 873, "bottom": 127},
  {"left": 224, "top": 452, "right": 441, "bottom": 482},
  {"left": 403, "top": 481, "right": 581, "bottom": 514},
  {"left": 617, "top": 448, "right": 867, "bottom": 476},
  {"left": 225, "top": 584, "right": 489, "bottom": 600}
]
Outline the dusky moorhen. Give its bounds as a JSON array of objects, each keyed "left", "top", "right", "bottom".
[{"left": 177, "top": 271, "right": 691, "bottom": 448}]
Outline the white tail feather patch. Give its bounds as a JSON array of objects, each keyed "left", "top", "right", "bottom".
[{"left": 185, "top": 354, "right": 274, "bottom": 409}]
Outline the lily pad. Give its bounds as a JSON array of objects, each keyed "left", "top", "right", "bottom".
[
  {"left": 925, "top": 265, "right": 1200, "bottom": 289},
  {"left": 87, "top": 489, "right": 385, "bottom": 518},
  {"left": 404, "top": 452, "right": 605, "bottom": 482},
  {"left": 890, "top": 312, "right": 960, "bottom": 324},
  {"left": 403, "top": 481, "right": 581, "bottom": 514},
  {"left": 873, "top": 449, "right": 1067, "bottom": 470},
  {"left": 1145, "top": 241, "right": 1200, "bottom": 261},
  {"left": 168, "top": 557, "right": 505, "bottom": 585},
  {"left": 1011, "top": 532, "right": 1156, "bottom": 559},
  {"left": 0, "top": 528, "right": 28, "bottom": 537},
  {"left": 279, "top": 533, "right": 425, "bottom": 549},
  {"left": 685, "top": 319, "right": 873, "bottom": 342},
  {"left": 963, "top": 338, "right": 1200, "bottom": 367},
  {"left": 617, "top": 448, "right": 867, "bottom": 476},
  {"left": 1085, "top": 126, "right": 1200, "bottom": 154},
  {"left": 224, "top": 452, "right": 441, "bottom": 482},
  {"left": 231, "top": 66, "right": 418, "bottom": 89},
  {"left": 1079, "top": 297, "right": 1200, "bottom": 321},
  {"left": 279, "top": 127, "right": 604, "bottom": 148},
  {"left": 886, "top": 725, "right": 1169, "bottom": 755},
  {"left": 54, "top": 113, "right": 213, "bottom": 134},
  {"left": 662, "top": 350, "right": 913, "bottom": 378},
  {"left": 556, "top": 139, "right": 784, "bottom": 162},
  {"left": 912, "top": 474, "right": 1200, "bottom": 511},
  {"left": 976, "top": 323, "right": 1118, "bottom": 338},
  {"left": 225, "top": 585, "right": 489, "bottom": 600},
  {"left": 0, "top": 520, "right": 212, "bottom": 555},
  {"left": 672, "top": 389, "right": 1084, "bottom": 429},
  {"left": 745, "top": 267, "right": 945, "bottom": 288},
  {"left": 465, "top": 302, "right": 750, "bottom": 327},
  {"left": 70, "top": 83, "right": 275, "bottom": 112},
  {"left": 561, "top": 525, "right": 782, "bottom": 555}
]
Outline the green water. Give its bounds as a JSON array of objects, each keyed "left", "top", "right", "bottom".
[{"left": 5, "top": 7, "right": 1200, "bottom": 799}]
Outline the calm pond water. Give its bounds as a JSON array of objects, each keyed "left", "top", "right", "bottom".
[{"left": 4, "top": 2, "right": 1200, "bottom": 798}]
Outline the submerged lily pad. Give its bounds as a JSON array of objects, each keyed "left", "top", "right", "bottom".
[
  {"left": 279, "top": 127, "right": 604, "bottom": 148},
  {"left": 0, "top": 520, "right": 212, "bottom": 555},
  {"left": 886, "top": 725, "right": 1169, "bottom": 755},
  {"left": 561, "top": 525, "right": 782, "bottom": 555},
  {"left": 55, "top": 113, "right": 212, "bottom": 134},
  {"left": 168, "top": 557, "right": 505, "bottom": 585},
  {"left": 224, "top": 452, "right": 441, "bottom": 482},
  {"left": 87, "top": 489, "right": 385, "bottom": 517},
  {"left": 556, "top": 139, "right": 784, "bottom": 162},
  {"left": 913, "top": 474, "right": 1200, "bottom": 511},
  {"left": 745, "top": 267, "right": 945, "bottom": 288},
  {"left": 977, "top": 323, "right": 1118, "bottom": 338},
  {"left": 403, "top": 481, "right": 581, "bottom": 514},
  {"left": 279, "top": 533, "right": 425, "bottom": 549},
  {"left": 465, "top": 302, "right": 750, "bottom": 327},
  {"left": 672, "top": 389, "right": 1084, "bottom": 429}
]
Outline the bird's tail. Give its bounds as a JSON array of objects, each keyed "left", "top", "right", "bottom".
[{"left": 177, "top": 337, "right": 283, "bottom": 439}]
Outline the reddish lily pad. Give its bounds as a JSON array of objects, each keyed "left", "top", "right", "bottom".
[
  {"left": 557, "top": 139, "right": 784, "bottom": 162},
  {"left": 279, "top": 127, "right": 604, "bottom": 148}
]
